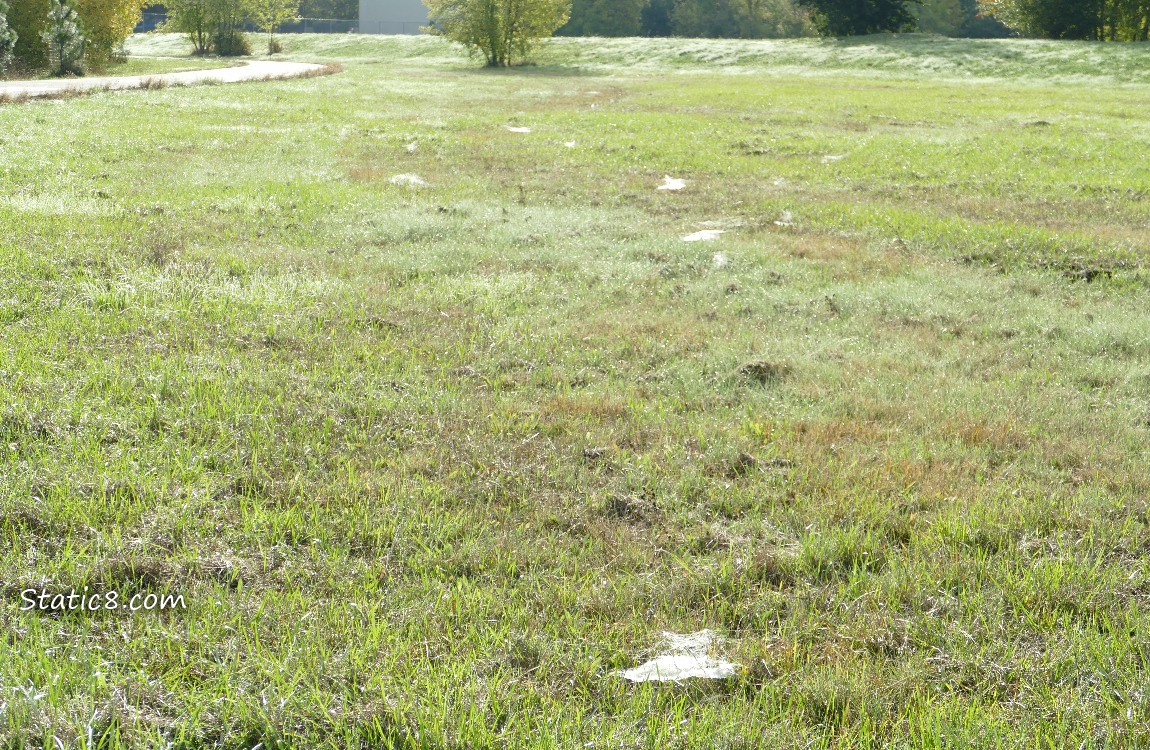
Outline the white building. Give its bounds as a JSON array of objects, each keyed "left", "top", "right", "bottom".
[{"left": 358, "top": 0, "right": 429, "bottom": 34}]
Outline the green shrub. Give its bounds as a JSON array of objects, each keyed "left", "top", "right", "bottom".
[
  {"left": 212, "top": 25, "right": 250, "bottom": 55},
  {"left": 423, "top": 0, "right": 572, "bottom": 67},
  {"left": 9, "top": 0, "right": 50, "bottom": 70},
  {"left": 166, "top": 0, "right": 252, "bottom": 56},
  {"left": 76, "top": 0, "right": 149, "bottom": 70}
]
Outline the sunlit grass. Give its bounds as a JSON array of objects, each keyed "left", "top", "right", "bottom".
[{"left": 1, "top": 32, "right": 1150, "bottom": 748}]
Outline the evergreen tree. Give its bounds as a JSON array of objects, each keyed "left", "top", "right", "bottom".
[
  {"left": 41, "top": 0, "right": 85, "bottom": 75},
  {"left": 797, "top": 0, "right": 921, "bottom": 34},
  {"left": 0, "top": 0, "right": 17, "bottom": 75}
]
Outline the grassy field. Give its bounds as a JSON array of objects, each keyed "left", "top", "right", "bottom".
[{"left": 2, "top": 31, "right": 1150, "bottom": 748}]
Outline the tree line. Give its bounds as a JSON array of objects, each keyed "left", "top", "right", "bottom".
[
  {"left": 981, "top": 0, "right": 1149, "bottom": 40},
  {"left": 1, "top": 0, "right": 149, "bottom": 76},
  {"left": 0, "top": 0, "right": 302, "bottom": 76},
  {"left": 554, "top": 0, "right": 1014, "bottom": 38},
  {"left": 556, "top": 0, "right": 1147, "bottom": 39},
  {"left": 165, "top": 0, "right": 301, "bottom": 55},
  {"left": 193, "top": 0, "right": 1149, "bottom": 38}
]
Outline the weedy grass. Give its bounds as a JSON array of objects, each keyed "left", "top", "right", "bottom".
[{"left": 1, "top": 31, "right": 1150, "bottom": 748}]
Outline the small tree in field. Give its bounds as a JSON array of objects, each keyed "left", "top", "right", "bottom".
[
  {"left": 250, "top": 0, "right": 299, "bottom": 53},
  {"left": 423, "top": 0, "right": 571, "bottom": 67},
  {"left": 0, "top": 0, "right": 17, "bottom": 75},
  {"left": 42, "top": 0, "right": 85, "bottom": 75},
  {"left": 166, "top": 0, "right": 209, "bottom": 52},
  {"left": 166, "top": 0, "right": 251, "bottom": 55},
  {"left": 166, "top": 0, "right": 211, "bottom": 53},
  {"left": 207, "top": 0, "right": 251, "bottom": 55}
]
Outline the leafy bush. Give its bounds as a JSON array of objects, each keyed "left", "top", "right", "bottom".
[
  {"left": 75, "top": 0, "right": 148, "bottom": 68},
  {"left": 166, "top": 0, "right": 252, "bottom": 56},
  {"left": 212, "top": 24, "right": 250, "bottom": 54},
  {"left": 208, "top": 0, "right": 250, "bottom": 54},
  {"left": 423, "top": 0, "right": 572, "bottom": 66},
  {"left": 8, "top": 0, "right": 50, "bottom": 70}
]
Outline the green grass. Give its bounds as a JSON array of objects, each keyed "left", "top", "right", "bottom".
[
  {"left": 9, "top": 56, "right": 232, "bottom": 81},
  {"left": 112, "top": 57, "right": 235, "bottom": 76},
  {"left": 2, "top": 31, "right": 1150, "bottom": 748}
]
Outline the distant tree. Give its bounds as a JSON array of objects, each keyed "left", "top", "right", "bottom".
[
  {"left": 297, "top": 0, "right": 355, "bottom": 17},
  {"left": 250, "top": 0, "right": 299, "bottom": 51},
  {"left": 555, "top": 0, "right": 589, "bottom": 34},
  {"left": 979, "top": 0, "right": 1149, "bottom": 40},
  {"left": 423, "top": 0, "right": 572, "bottom": 66},
  {"left": 672, "top": 0, "right": 738, "bottom": 35},
  {"left": 165, "top": 0, "right": 212, "bottom": 52},
  {"left": 913, "top": 0, "right": 961, "bottom": 32},
  {"left": 956, "top": 0, "right": 1009, "bottom": 35},
  {"left": 561, "top": 0, "right": 813, "bottom": 37},
  {"left": 9, "top": 0, "right": 50, "bottom": 69},
  {"left": 42, "top": 0, "right": 86, "bottom": 75},
  {"left": 797, "top": 0, "right": 921, "bottom": 34},
  {"left": 166, "top": 0, "right": 250, "bottom": 55},
  {"left": 584, "top": 0, "right": 644, "bottom": 34},
  {"left": 734, "top": 0, "right": 815, "bottom": 34},
  {"left": 641, "top": 0, "right": 674, "bottom": 34},
  {"left": 75, "top": 0, "right": 148, "bottom": 68},
  {"left": 0, "top": 0, "right": 16, "bottom": 74},
  {"left": 672, "top": 0, "right": 813, "bottom": 36},
  {"left": 206, "top": 0, "right": 250, "bottom": 54}
]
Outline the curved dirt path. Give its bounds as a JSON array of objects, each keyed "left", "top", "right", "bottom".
[{"left": 0, "top": 60, "right": 329, "bottom": 100}]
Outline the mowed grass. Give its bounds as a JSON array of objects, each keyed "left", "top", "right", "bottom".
[
  {"left": 2, "top": 31, "right": 1150, "bottom": 748},
  {"left": 111, "top": 58, "right": 235, "bottom": 77},
  {"left": 11, "top": 57, "right": 232, "bottom": 81}
]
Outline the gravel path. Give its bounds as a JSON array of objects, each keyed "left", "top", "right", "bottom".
[{"left": 0, "top": 60, "right": 328, "bottom": 99}]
